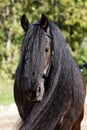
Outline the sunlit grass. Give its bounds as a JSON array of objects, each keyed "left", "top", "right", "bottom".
[{"left": 0, "top": 78, "right": 14, "bottom": 105}]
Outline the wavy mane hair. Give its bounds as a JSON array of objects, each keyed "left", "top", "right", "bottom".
[{"left": 14, "top": 14, "right": 86, "bottom": 130}]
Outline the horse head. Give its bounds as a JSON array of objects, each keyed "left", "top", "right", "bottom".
[{"left": 17, "top": 14, "right": 53, "bottom": 102}]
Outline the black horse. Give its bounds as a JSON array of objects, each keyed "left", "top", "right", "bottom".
[{"left": 14, "top": 14, "right": 86, "bottom": 130}]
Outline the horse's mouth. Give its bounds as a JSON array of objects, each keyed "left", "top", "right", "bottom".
[
  {"left": 26, "top": 95, "right": 43, "bottom": 102},
  {"left": 27, "top": 97, "right": 41, "bottom": 102}
]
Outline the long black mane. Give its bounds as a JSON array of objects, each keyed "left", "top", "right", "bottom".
[{"left": 14, "top": 17, "right": 86, "bottom": 130}]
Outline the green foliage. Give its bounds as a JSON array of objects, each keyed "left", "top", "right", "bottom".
[
  {"left": 0, "top": 0, "right": 87, "bottom": 104},
  {"left": 0, "top": 78, "right": 14, "bottom": 105}
]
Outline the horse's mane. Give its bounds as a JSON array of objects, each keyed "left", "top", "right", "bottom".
[{"left": 17, "top": 22, "right": 85, "bottom": 130}]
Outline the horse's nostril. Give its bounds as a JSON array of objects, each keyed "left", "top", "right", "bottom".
[
  {"left": 37, "top": 87, "right": 41, "bottom": 93},
  {"left": 42, "top": 74, "right": 47, "bottom": 80},
  {"left": 25, "top": 89, "right": 36, "bottom": 98},
  {"left": 25, "top": 90, "right": 32, "bottom": 97},
  {"left": 36, "top": 87, "right": 41, "bottom": 97}
]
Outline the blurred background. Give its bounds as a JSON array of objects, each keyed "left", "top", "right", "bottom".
[
  {"left": 0, "top": 0, "right": 87, "bottom": 113},
  {"left": 0, "top": 0, "right": 87, "bottom": 130}
]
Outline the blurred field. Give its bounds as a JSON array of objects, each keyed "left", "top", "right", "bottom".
[
  {"left": 0, "top": 104, "right": 20, "bottom": 130},
  {"left": 81, "top": 96, "right": 87, "bottom": 130},
  {"left": 0, "top": 79, "right": 14, "bottom": 105}
]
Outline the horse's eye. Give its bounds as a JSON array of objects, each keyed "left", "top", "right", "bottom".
[{"left": 45, "top": 47, "right": 49, "bottom": 53}]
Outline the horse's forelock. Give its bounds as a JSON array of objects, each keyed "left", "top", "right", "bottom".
[{"left": 22, "top": 24, "right": 46, "bottom": 76}]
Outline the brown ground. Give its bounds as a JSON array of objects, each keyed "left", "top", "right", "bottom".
[{"left": 0, "top": 97, "right": 87, "bottom": 130}]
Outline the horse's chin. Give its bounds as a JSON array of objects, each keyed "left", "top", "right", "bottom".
[{"left": 35, "top": 94, "right": 44, "bottom": 102}]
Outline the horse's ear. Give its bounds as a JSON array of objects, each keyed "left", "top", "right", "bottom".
[
  {"left": 40, "top": 14, "right": 49, "bottom": 31},
  {"left": 21, "top": 14, "right": 30, "bottom": 32}
]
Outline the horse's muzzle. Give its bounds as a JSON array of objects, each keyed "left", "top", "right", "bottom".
[{"left": 25, "top": 80, "right": 45, "bottom": 102}]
